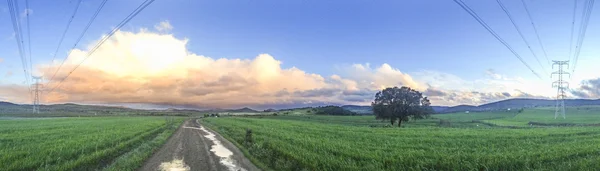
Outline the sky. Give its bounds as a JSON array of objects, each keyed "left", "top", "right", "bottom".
[{"left": 0, "top": 0, "right": 599, "bottom": 109}]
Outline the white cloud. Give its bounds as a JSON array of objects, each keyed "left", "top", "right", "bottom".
[
  {"left": 31, "top": 28, "right": 339, "bottom": 108},
  {"left": 15, "top": 25, "right": 429, "bottom": 108},
  {"left": 0, "top": 58, "right": 4, "bottom": 63},
  {"left": 412, "top": 70, "right": 470, "bottom": 91},
  {"left": 1, "top": 21, "right": 593, "bottom": 108},
  {"left": 340, "top": 63, "right": 423, "bottom": 91},
  {"left": 411, "top": 69, "right": 559, "bottom": 106},
  {"left": 154, "top": 20, "right": 173, "bottom": 32},
  {"left": 486, "top": 69, "right": 502, "bottom": 80}
]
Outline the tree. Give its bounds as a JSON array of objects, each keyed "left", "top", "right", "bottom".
[
  {"left": 371, "top": 86, "right": 433, "bottom": 127},
  {"left": 314, "top": 106, "right": 357, "bottom": 116}
]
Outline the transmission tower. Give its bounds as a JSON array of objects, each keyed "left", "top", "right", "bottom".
[
  {"left": 31, "top": 76, "right": 42, "bottom": 114},
  {"left": 551, "top": 61, "right": 570, "bottom": 119}
]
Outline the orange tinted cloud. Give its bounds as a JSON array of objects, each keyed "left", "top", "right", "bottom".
[
  {"left": 1, "top": 22, "right": 544, "bottom": 108},
  {"left": 32, "top": 26, "right": 422, "bottom": 108}
]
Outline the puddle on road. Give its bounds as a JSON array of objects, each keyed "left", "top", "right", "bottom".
[
  {"left": 159, "top": 159, "right": 190, "bottom": 171},
  {"left": 184, "top": 126, "right": 247, "bottom": 171}
]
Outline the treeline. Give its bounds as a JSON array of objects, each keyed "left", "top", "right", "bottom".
[{"left": 314, "top": 106, "right": 358, "bottom": 116}]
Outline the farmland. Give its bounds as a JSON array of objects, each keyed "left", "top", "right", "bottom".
[
  {"left": 0, "top": 117, "right": 183, "bottom": 171},
  {"left": 201, "top": 107, "right": 600, "bottom": 170},
  {"left": 435, "top": 106, "right": 600, "bottom": 127}
]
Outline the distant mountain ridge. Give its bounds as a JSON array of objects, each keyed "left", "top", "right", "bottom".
[
  {"left": 0, "top": 101, "right": 260, "bottom": 114},
  {"left": 341, "top": 105, "right": 453, "bottom": 114},
  {"left": 341, "top": 98, "right": 600, "bottom": 114},
  {"left": 4, "top": 98, "right": 600, "bottom": 115},
  {"left": 341, "top": 105, "right": 372, "bottom": 114},
  {"left": 0, "top": 101, "right": 17, "bottom": 106},
  {"left": 227, "top": 107, "right": 259, "bottom": 113}
]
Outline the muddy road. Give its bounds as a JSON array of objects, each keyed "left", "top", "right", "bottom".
[{"left": 140, "top": 119, "right": 259, "bottom": 171}]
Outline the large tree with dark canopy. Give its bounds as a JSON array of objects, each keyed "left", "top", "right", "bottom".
[{"left": 371, "top": 86, "right": 433, "bottom": 127}]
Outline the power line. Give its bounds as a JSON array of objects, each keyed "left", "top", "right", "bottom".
[
  {"left": 452, "top": 0, "right": 542, "bottom": 79},
  {"left": 48, "top": 0, "right": 157, "bottom": 94},
  {"left": 496, "top": 0, "right": 547, "bottom": 74},
  {"left": 26, "top": 0, "right": 33, "bottom": 77},
  {"left": 48, "top": 0, "right": 109, "bottom": 84},
  {"left": 49, "top": 0, "right": 83, "bottom": 64},
  {"left": 568, "top": 0, "right": 578, "bottom": 62},
  {"left": 6, "top": 0, "right": 31, "bottom": 87},
  {"left": 572, "top": 0, "right": 595, "bottom": 74},
  {"left": 520, "top": 0, "right": 550, "bottom": 65}
]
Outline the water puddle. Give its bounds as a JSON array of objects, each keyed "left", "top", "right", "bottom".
[
  {"left": 159, "top": 159, "right": 190, "bottom": 171},
  {"left": 184, "top": 126, "right": 246, "bottom": 171}
]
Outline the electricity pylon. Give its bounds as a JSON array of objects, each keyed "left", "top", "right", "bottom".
[
  {"left": 31, "top": 76, "right": 42, "bottom": 114},
  {"left": 551, "top": 60, "right": 569, "bottom": 119}
]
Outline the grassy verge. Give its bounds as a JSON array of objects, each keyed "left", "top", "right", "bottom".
[{"left": 103, "top": 119, "right": 183, "bottom": 171}]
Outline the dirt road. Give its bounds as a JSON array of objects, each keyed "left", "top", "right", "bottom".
[{"left": 140, "top": 119, "right": 259, "bottom": 171}]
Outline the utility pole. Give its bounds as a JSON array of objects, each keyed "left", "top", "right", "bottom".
[
  {"left": 31, "top": 76, "right": 42, "bottom": 114},
  {"left": 551, "top": 60, "right": 569, "bottom": 119}
]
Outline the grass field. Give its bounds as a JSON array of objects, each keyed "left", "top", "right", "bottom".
[
  {"left": 201, "top": 108, "right": 600, "bottom": 170},
  {"left": 0, "top": 116, "right": 183, "bottom": 171},
  {"left": 259, "top": 115, "right": 487, "bottom": 128},
  {"left": 431, "top": 106, "right": 600, "bottom": 127}
]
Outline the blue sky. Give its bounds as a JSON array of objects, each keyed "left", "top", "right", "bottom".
[{"left": 0, "top": 0, "right": 599, "bottom": 108}]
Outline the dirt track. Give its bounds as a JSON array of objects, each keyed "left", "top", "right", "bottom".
[{"left": 140, "top": 119, "right": 259, "bottom": 171}]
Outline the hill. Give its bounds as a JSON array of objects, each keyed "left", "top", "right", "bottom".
[
  {"left": 341, "top": 105, "right": 372, "bottom": 114},
  {"left": 438, "top": 98, "right": 600, "bottom": 113},
  {"left": 226, "top": 107, "right": 259, "bottom": 113},
  {"left": 342, "top": 105, "right": 451, "bottom": 114},
  {"left": 431, "top": 106, "right": 451, "bottom": 113},
  {"left": 339, "top": 98, "right": 600, "bottom": 114},
  {"left": 0, "top": 101, "right": 17, "bottom": 106},
  {"left": 315, "top": 106, "right": 357, "bottom": 116}
]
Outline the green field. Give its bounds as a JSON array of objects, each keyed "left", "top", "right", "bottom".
[
  {"left": 0, "top": 117, "right": 183, "bottom": 171},
  {"left": 201, "top": 108, "right": 600, "bottom": 170}
]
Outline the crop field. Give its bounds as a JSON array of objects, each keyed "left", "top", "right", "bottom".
[
  {"left": 260, "top": 115, "right": 486, "bottom": 128},
  {"left": 433, "top": 111, "right": 516, "bottom": 122},
  {"left": 488, "top": 107, "right": 600, "bottom": 126},
  {"left": 201, "top": 110, "right": 600, "bottom": 170},
  {"left": 432, "top": 106, "right": 600, "bottom": 127},
  {"left": 0, "top": 117, "right": 183, "bottom": 171}
]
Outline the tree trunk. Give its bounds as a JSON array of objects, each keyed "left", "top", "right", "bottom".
[
  {"left": 390, "top": 119, "right": 394, "bottom": 125},
  {"left": 398, "top": 120, "right": 402, "bottom": 127}
]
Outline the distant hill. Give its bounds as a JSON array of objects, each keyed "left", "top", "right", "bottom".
[
  {"left": 342, "top": 105, "right": 452, "bottom": 114},
  {"left": 340, "top": 98, "right": 600, "bottom": 114},
  {"left": 341, "top": 105, "right": 372, "bottom": 114},
  {"left": 438, "top": 98, "right": 600, "bottom": 113},
  {"left": 263, "top": 108, "right": 277, "bottom": 112},
  {"left": 165, "top": 108, "right": 201, "bottom": 112},
  {"left": 438, "top": 105, "right": 479, "bottom": 113},
  {"left": 0, "top": 101, "right": 144, "bottom": 115},
  {"left": 226, "top": 107, "right": 259, "bottom": 113},
  {"left": 0, "top": 101, "right": 17, "bottom": 106},
  {"left": 431, "top": 106, "right": 451, "bottom": 113},
  {"left": 479, "top": 98, "right": 600, "bottom": 109},
  {"left": 316, "top": 106, "right": 358, "bottom": 116}
]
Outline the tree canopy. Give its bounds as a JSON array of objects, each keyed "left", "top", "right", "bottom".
[
  {"left": 315, "top": 106, "right": 358, "bottom": 116},
  {"left": 371, "top": 86, "right": 433, "bottom": 127}
]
